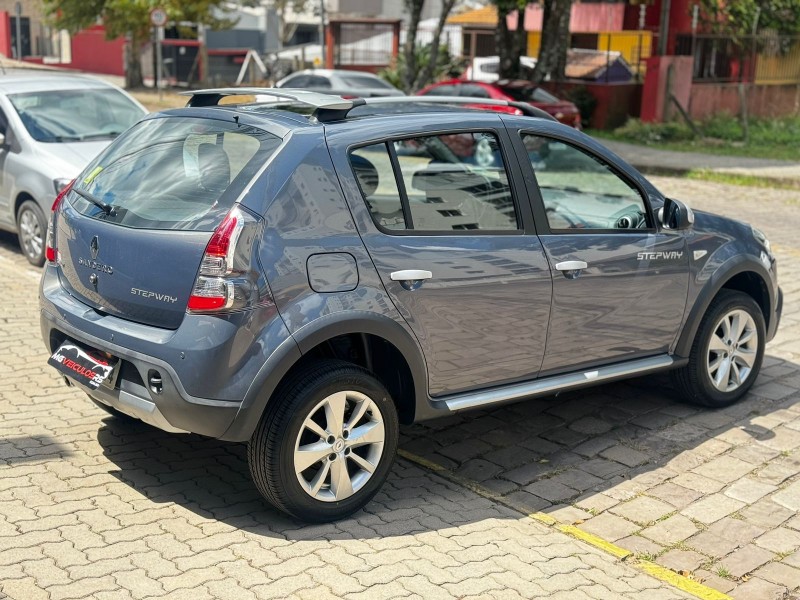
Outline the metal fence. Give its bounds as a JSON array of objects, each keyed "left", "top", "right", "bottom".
[{"left": 676, "top": 33, "right": 800, "bottom": 84}]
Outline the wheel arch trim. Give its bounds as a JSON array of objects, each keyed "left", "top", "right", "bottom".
[{"left": 674, "top": 255, "right": 775, "bottom": 358}]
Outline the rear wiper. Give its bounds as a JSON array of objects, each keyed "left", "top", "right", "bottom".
[{"left": 73, "top": 187, "right": 115, "bottom": 216}]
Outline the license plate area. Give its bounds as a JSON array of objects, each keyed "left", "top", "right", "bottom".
[{"left": 48, "top": 341, "right": 120, "bottom": 390}]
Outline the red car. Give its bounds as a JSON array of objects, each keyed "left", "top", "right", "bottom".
[{"left": 416, "top": 79, "right": 582, "bottom": 129}]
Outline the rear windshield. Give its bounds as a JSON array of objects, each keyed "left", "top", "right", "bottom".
[
  {"left": 69, "top": 117, "right": 281, "bottom": 231},
  {"left": 8, "top": 88, "right": 145, "bottom": 142}
]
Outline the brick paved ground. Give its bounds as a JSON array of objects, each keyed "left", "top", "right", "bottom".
[
  {"left": 0, "top": 234, "right": 693, "bottom": 598},
  {"left": 403, "top": 177, "right": 800, "bottom": 599},
  {"left": 0, "top": 176, "right": 797, "bottom": 599}
]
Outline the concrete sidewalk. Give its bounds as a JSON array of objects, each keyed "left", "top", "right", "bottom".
[{"left": 601, "top": 140, "right": 800, "bottom": 184}]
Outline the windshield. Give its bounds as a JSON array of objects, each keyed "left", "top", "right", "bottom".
[
  {"left": 69, "top": 116, "right": 282, "bottom": 231},
  {"left": 8, "top": 88, "right": 145, "bottom": 142}
]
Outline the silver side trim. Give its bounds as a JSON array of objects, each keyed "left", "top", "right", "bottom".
[{"left": 440, "top": 354, "right": 676, "bottom": 412}]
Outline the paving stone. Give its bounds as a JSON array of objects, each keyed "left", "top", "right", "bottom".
[
  {"left": 772, "top": 480, "right": 800, "bottom": 511},
  {"left": 454, "top": 459, "right": 503, "bottom": 482},
  {"left": 657, "top": 549, "right": 706, "bottom": 573},
  {"left": 671, "top": 473, "right": 726, "bottom": 494},
  {"left": 740, "top": 500, "right": 795, "bottom": 529},
  {"left": 754, "top": 527, "right": 800, "bottom": 554},
  {"left": 721, "top": 545, "right": 775, "bottom": 578},
  {"left": 756, "top": 562, "right": 800, "bottom": 589},
  {"left": 692, "top": 456, "right": 755, "bottom": 484},
  {"left": 610, "top": 497, "right": 674, "bottom": 526},
  {"left": 616, "top": 535, "right": 663, "bottom": 556},
  {"left": 640, "top": 515, "right": 699, "bottom": 545},
  {"left": 729, "top": 576, "right": 787, "bottom": 600},
  {"left": 693, "top": 570, "right": 736, "bottom": 594},
  {"left": 577, "top": 514, "right": 641, "bottom": 542},
  {"left": 756, "top": 462, "right": 798, "bottom": 486},
  {"left": 574, "top": 492, "right": 620, "bottom": 514},
  {"left": 546, "top": 469, "right": 604, "bottom": 492},
  {"left": 572, "top": 436, "right": 616, "bottom": 458},
  {"left": 599, "top": 445, "right": 649, "bottom": 468},
  {"left": 707, "top": 517, "right": 766, "bottom": 546},
  {"left": 522, "top": 479, "right": 578, "bottom": 503},
  {"left": 646, "top": 482, "right": 702, "bottom": 509},
  {"left": 681, "top": 494, "right": 746, "bottom": 525},
  {"left": 569, "top": 417, "right": 613, "bottom": 435},
  {"left": 437, "top": 439, "right": 493, "bottom": 463},
  {"left": 724, "top": 478, "right": 778, "bottom": 504},
  {"left": 686, "top": 531, "right": 740, "bottom": 559}
]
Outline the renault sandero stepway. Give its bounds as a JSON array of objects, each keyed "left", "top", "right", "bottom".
[{"left": 40, "top": 89, "right": 782, "bottom": 522}]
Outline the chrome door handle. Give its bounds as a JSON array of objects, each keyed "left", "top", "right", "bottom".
[
  {"left": 390, "top": 269, "right": 432, "bottom": 291},
  {"left": 555, "top": 260, "right": 588, "bottom": 280}
]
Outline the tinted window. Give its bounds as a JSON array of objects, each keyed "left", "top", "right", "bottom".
[
  {"left": 280, "top": 75, "right": 308, "bottom": 87},
  {"left": 420, "top": 84, "right": 456, "bottom": 96},
  {"left": 500, "top": 86, "right": 559, "bottom": 103},
  {"left": 349, "top": 143, "right": 406, "bottom": 230},
  {"left": 70, "top": 117, "right": 281, "bottom": 231},
  {"left": 305, "top": 75, "right": 332, "bottom": 88},
  {"left": 395, "top": 132, "right": 517, "bottom": 231},
  {"left": 8, "top": 88, "right": 144, "bottom": 143},
  {"left": 458, "top": 84, "right": 491, "bottom": 99},
  {"left": 522, "top": 134, "right": 648, "bottom": 230},
  {"left": 340, "top": 75, "right": 394, "bottom": 89}
]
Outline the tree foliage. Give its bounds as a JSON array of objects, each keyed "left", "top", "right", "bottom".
[
  {"left": 400, "top": 0, "right": 458, "bottom": 92},
  {"left": 530, "top": 0, "right": 573, "bottom": 84},
  {"left": 699, "top": 0, "right": 800, "bottom": 38},
  {"left": 43, "top": 0, "right": 234, "bottom": 88},
  {"left": 273, "top": 0, "right": 309, "bottom": 47},
  {"left": 380, "top": 43, "right": 465, "bottom": 90}
]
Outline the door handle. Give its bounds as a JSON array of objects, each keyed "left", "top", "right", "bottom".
[
  {"left": 555, "top": 260, "right": 588, "bottom": 280},
  {"left": 390, "top": 269, "right": 432, "bottom": 291}
]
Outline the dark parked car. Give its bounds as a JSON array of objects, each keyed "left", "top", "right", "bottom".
[
  {"left": 417, "top": 79, "right": 582, "bottom": 129},
  {"left": 276, "top": 69, "right": 404, "bottom": 97},
  {"left": 40, "top": 88, "right": 781, "bottom": 522}
]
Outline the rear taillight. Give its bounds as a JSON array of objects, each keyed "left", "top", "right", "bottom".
[
  {"left": 46, "top": 179, "right": 75, "bottom": 264},
  {"left": 187, "top": 206, "right": 261, "bottom": 313}
]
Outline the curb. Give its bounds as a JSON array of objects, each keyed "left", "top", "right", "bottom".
[{"left": 398, "top": 448, "right": 732, "bottom": 600}]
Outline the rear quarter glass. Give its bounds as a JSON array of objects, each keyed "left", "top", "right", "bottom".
[{"left": 68, "top": 117, "right": 282, "bottom": 231}]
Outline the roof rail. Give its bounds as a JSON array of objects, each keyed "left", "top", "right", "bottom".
[
  {"left": 179, "top": 87, "right": 557, "bottom": 123},
  {"left": 358, "top": 96, "right": 558, "bottom": 122}
]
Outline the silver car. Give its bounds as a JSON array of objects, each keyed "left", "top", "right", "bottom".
[
  {"left": 275, "top": 69, "right": 404, "bottom": 97},
  {"left": 0, "top": 71, "right": 146, "bottom": 265}
]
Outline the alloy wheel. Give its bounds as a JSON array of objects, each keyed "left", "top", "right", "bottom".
[
  {"left": 19, "top": 208, "right": 42, "bottom": 261},
  {"left": 293, "top": 390, "right": 385, "bottom": 502},
  {"left": 707, "top": 308, "right": 758, "bottom": 393}
]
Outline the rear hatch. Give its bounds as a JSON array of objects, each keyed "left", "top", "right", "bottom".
[{"left": 55, "top": 115, "right": 282, "bottom": 329}]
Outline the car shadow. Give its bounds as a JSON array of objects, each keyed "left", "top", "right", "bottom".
[{"left": 93, "top": 352, "right": 797, "bottom": 542}]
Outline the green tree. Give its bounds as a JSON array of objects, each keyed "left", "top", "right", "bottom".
[
  {"left": 43, "top": 0, "right": 234, "bottom": 88},
  {"left": 699, "top": 0, "right": 800, "bottom": 39},
  {"left": 400, "top": 0, "right": 458, "bottom": 92}
]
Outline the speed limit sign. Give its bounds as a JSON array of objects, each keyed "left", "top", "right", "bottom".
[{"left": 150, "top": 7, "right": 168, "bottom": 27}]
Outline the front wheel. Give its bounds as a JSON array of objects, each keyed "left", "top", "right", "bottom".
[
  {"left": 248, "top": 360, "right": 399, "bottom": 522},
  {"left": 672, "top": 290, "right": 765, "bottom": 408},
  {"left": 16, "top": 200, "right": 46, "bottom": 267}
]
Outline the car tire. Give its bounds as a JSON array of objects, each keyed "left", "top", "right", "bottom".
[
  {"left": 672, "top": 290, "right": 765, "bottom": 408},
  {"left": 248, "top": 359, "right": 399, "bottom": 522},
  {"left": 90, "top": 398, "right": 136, "bottom": 421},
  {"left": 16, "top": 200, "right": 47, "bottom": 267}
]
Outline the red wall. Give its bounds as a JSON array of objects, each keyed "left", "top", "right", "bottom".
[
  {"left": 0, "top": 12, "right": 11, "bottom": 58},
  {"left": 543, "top": 81, "right": 643, "bottom": 129},
  {"left": 689, "top": 83, "right": 800, "bottom": 120},
  {"left": 519, "top": 3, "right": 626, "bottom": 32},
  {"left": 641, "top": 55, "right": 693, "bottom": 122},
  {"left": 66, "top": 26, "right": 125, "bottom": 76}
]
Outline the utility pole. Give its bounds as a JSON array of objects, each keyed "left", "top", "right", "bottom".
[{"left": 14, "top": 2, "right": 22, "bottom": 61}]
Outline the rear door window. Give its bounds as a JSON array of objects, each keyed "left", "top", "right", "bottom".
[{"left": 69, "top": 117, "right": 281, "bottom": 231}]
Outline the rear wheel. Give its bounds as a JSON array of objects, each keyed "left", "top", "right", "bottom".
[
  {"left": 672, "top": 290, "right": 765, "bottom": 407},
  {"left": 248, "top": 360, "right": 399, "bottom": 522},
  {"left": 16, "top": 200, "right": 46, "bottom": 267}
]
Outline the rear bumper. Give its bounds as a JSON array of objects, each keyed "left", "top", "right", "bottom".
[{"left": 39, "top": 264, "right": 291, "bottom": 438}]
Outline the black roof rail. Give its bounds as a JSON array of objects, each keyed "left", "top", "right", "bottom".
[{"left": 178, "top": 88, "right": 558, "bottom": 123}]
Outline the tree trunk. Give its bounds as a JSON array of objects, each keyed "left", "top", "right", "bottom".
[
  {"left": 530, "top": 0, "right": 573, "bottom": 84},
  {"left": 125, "top": 31, "right": 144, "bottom": 89},
  {"left": 402, "top": 0, "right": 424, "bottom": 94},
  {"left": 496, "top": 3, "right": 526, "bottom": 80},
  {"left": 416, "top": 0, "right": 457, "bottom": 90}
]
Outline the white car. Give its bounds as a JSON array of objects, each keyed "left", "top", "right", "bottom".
[
  {"left": 0, "top": 71, "right": 146, "bottom": 265},
  {"left": 465, "top": 56, "right": 538, "bottom": 82}
]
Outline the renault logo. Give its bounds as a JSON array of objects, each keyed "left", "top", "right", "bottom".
[{"left": 90, "top": 236, "right": 99, "bottom": 260}]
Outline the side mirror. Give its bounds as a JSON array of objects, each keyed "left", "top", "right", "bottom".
[{"left": 659, "top": 197, "right": 694, "bottom": 230}]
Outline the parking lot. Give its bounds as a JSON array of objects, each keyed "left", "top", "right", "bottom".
[{"left": 1, "top": 175, "right": 799, "bottom": 599}]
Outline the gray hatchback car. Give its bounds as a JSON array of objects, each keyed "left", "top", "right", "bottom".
[{"left": 40, "top": 89, "right": 782, "bottom": 522}]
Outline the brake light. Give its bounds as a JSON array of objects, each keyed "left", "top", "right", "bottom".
[
  {"left": 46, "top": 179, "right": 75, "bottom": 263},
  {"left": 187, "top": 206, "right": 260, "bottom": 313}
]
